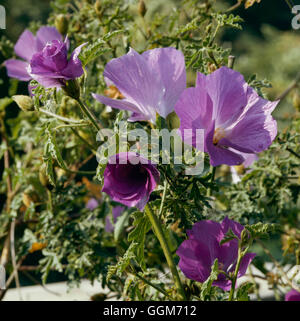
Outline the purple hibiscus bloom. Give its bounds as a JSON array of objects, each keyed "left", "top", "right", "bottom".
[
  {"left": 105, "top": 206, "right": 125, "bottom": 233},
  {"left": 285, "top": 289, "right": 300, "bottom": 301},
  {"left": 27, "top": 37, "right": 86, "bottom": 88},
  {"left": 175, "top": 66, "right": 278, "bottom": 166},
  {"left": 92, "top": 47, "right": 186, "bottom": 123},
  {"left": 5, "top": 26, "right": 63, "bottom": 82},
  {"left": 102, "top": 152, "right": 160, "bottom": 210},
  {"left": 176, "top": 217, "right": 256, "bottom": 291}
]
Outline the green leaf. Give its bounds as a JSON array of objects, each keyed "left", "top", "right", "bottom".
[
  {"left": 245, "top": 222, "right": 278, "bottom": 239},
  {"left": 220, "top": 228, "right": 239, "bottom": 245},
  {"left": 200, "top": 259, "right": 219, "bottom": 301},
  {"left": 0, "top": 97, "right": 13, "bottom": 111},
  {"left": 236, "top": 282, "right": 254, "bottom": 301},
  {"left": 114, "top": 210, "right": 129, "bottom": 242},
  {"left": 128, "top": 211, "right": 151, "bottom": 271},
  {"left": 45, "top": 128, "right": 67, "bottom": 170},
  {"left": 106, "top": 242, "right": 137, "bottom": 282},
  {"left": 79, "top": 39, "right": 111, "bottom": 66}
]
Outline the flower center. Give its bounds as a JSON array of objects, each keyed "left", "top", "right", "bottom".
[{"left": 213, "top": 128, "right": 226, "bottom": 145}]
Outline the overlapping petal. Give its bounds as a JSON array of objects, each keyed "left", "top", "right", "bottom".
[
  {"left": 177, "top": 217, "right": 256, "bottom": 291},
  {"left": 93, "top": 47, "right": 186, "bottom": 123},
  {"left": 102, "top": 152, "right": 159, "bottom": 210}
]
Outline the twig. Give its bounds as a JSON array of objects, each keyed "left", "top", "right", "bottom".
[
  {"left": 257, "top": 240, "right": 300, "bottom": 292},
  {"left": 276, "top": 71, "right": 300, "bottom": 101},
  {"left": 39, "top": 108, "right": 86, "bottom": 124}
]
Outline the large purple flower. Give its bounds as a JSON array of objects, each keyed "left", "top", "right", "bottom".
[
  {"left": 92, "top": 47, "right": 186, "bottom": 123},
  {"left": 175, "top": 66, "right": 278, "bottom": 166},
  {"left": 102, "top": 152, "right": 160, "bottom": 210},
  {"left": 27, "top": 37, "right": 85, "bottom": 88},
  {"left": 5, "top": 26, "right": 62, "bottom": 82},
  {"left": 176, "top": 217, "right": 256, "bottom": 291},
  {"left": 285, "top": 289, "right": 300, "bottom": 301}
]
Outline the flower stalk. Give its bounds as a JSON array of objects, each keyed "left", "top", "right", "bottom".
[{"left": 144, "top": 204, "right": 186, "bottom": 300}]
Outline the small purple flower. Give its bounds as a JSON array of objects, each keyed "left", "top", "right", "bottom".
[
  {"left": 27, "top": 37, "right": 86, "bottom": 88},
  {"left": 5, "top": 26, "right": 63, "bottom": 82},
  {"left": 176, "top": 217, "right": 256, "bottom": 291},
  {"left": 105, "top": 206, "right": 125, "bottom": 233},
  {"left": 175, "top": 66, "right": 278, "bottom": 166},
  {"left": 285, "top": 289, "right": 300, "bottom": 301},
  {"left": 92, "top": 47, "right": 186, "bottom": 123},
  {"left": 86, "top": 198, "right": 99, "bottom": 211},
  {"left": 102, "top": 152, "right": 160, "bottom": 210}
]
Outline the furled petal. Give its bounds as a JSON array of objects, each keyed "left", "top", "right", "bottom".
[
  {"left": 102, "top": 48, "right": 162, "bottom": 122},
  {"left": 204, "top": 66, "right": 248, "bottom": 128},
  {"left": 205, "top": 122, "right": 245, "bottom": 166},
  {"left": 5, "top": 59, "right": 31, "bottom": 81},
  {"left": 14, "top": 29, "right": 37, "bottom": 61},
  {"left": 142, "top": 47, "right": 186, "bottom": 117},
  {"left": 61, "top": 43, "right": 86, "bottom": 79},
  {"left": 221, "top": 87, "right": 278, "bottom": 153},
  {"left": 36, "top": 26, "right": 62, "bottom": 51}
]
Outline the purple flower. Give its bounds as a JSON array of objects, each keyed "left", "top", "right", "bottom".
[
  {"left": 285, "top": 289, "right": 300, "bottom": 301},
  {"left": 27, "top": 37, "right": 86, "bottom": 88},
  {"left": 5, "top": 26, "right": 62, "bottom": 82},
  {"left": 92, "top": 47, "right": 186, "bottom": 123},
  {"left": 175, "top": 66, "right": 278, "bottom": 166},
  {"left": 102, "top": 152, "right": 160, "bottom": 210},
  {"left": 105, "top": 206, "right": 125, "bottom": 233},
  {"left": 86, "top": 198, "right": 99, "bottom": 211},
  {"left": 176, "top": 217, "right": 256, "bottom": 291}
]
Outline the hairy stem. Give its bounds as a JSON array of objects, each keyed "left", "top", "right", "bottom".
[{"left": 144, "top": 204, "right": 186, "bottom": 300}]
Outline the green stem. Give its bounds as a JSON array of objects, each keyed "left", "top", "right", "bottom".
[
  {"left": 228, "top": 244, "right": 248, "bottom": 301},
  {"left": 207, "top": 165, "right": 216, "bottom": 197},
  {"left": 159, "top": 180, "right": 168, "bottom": 218},
  {"left": 77, "top": 99, "right": 101, "bottom": 131},
  {"left": 144, "top": 204, "right": 186, "bottom": 300},
  {"left": 39, "top": 108, "right": 84, "bottom": 124}
]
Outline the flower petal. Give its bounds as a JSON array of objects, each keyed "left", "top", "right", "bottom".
[
  {"left": 103, "top": 48, "right": 161, "bottom": 122},
  {"left": 61, "top": 43, "right": 86, "bottom": 79},
  {"left": 5, "top": 59, "right": 31, "bottom": 81},
  {"left": 142, "top": 47, "right": 186, "bottom": 117},
  {"left": 205, "top": 122, "right": 245, "bottom": 166},
  {"left": 36, "top": 26, "right": 62, "bottom": 51},
  {"left": 14, "top": 29, "right": 37, "bottom": 62},
  {"left": 221, "top": 87, "right": 278, "bottom": 153},
  {"left": 205, "top": 66, "right": 248, "bottom": 128}
]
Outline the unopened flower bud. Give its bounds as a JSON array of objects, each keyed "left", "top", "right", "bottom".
[
  {"left": 94, "top": 0, "right": 102, "bottom": 17},
  {"left": 55, "top": 14, "right": 69, "bottom": 35},
  {"left": 293, "top": 91, "right": 300, "bottom": 112},
  {"left": 166, "top": 111, "right": 180, "bottom": 129},
  {"left": 12, "top": 95, "right": 34, "bottom": 111},
  {"left": 138, "top": 0, "right": 147, "bottom": 17}
]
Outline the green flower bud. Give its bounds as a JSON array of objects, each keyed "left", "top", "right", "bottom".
[
  {"left": 293, "top": 91, "right": 300, "bottom": 112},
  {"left": 12, "top": 95, "right": 34, "bottom": 111},
  {"left": 166, "top": 111, "right": 180, "bottom": 129},
  {"left": 138, "top": 0, "right": 147, "bottom": 17},
  {"left": 55, "top": 14, "right": 69, "bottom": 35},
  {"left": 94, "top": 0, "right": 102, "bottom": 17}
]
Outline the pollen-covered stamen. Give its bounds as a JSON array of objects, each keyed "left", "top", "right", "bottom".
[{"left": 213, "top": 127, "right": 226, "bottom": 145}]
